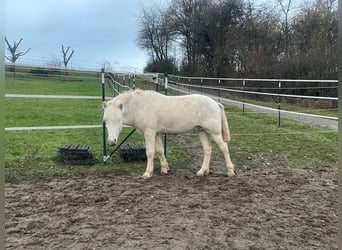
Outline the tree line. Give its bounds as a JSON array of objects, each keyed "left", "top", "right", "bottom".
[{"left": 136, "top": 0, "right": 337, "bottom": 80}]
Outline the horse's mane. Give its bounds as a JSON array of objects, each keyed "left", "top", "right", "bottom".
[{"left": 110, "top": 89, "right": 148, "bottom": 105}]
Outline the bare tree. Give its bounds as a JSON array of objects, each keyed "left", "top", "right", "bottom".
[
  {"left": 5, "top": 37, "right": 31, "bottom": 64},
  {"left": 136, "top": 0, "right": 337, "bottom": 79},
  {"left": 5, "top": 37, "right": 31, "bottom": 76},
  {"left": 61, "top": 45, "right": 74, "bottom": 74},
  {"left": 136, "top": 3, "right": 176, "bottom": 73},
  {"left": 277, "top": 0, "right": 293, "bottom": 57},
  {"left": 167, "top": 0, "right": 213, "bottom": 74},
  {"left": 5, "top": 37, "right": 31, "bottom": 63},
  {"left": 290, "top": 0, "right": 337, "bottom": 79}
]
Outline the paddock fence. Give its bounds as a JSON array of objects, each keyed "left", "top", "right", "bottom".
[
  {"left": 4, "top": 63, "right": 126, "bottom": 129},
  {"left": 158, "top": 74, "right": 338, "bottom": 128},
  {"left": 5, "top": 64, "right": 149, "bottom": 163},
  {"left": 5, "top": 65, "right": 338, "bottom": 132},
  {"left": 5, "top": 65, "right": 338, "bottom": 166}
]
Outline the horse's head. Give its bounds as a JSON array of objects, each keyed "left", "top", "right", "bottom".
[{"left": 103, "top": 100, "right": 123, "bottom": 146}]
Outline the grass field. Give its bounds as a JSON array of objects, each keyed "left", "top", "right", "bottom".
[{"left": 5, "top": 69, "right": 338, "bottom": 182}]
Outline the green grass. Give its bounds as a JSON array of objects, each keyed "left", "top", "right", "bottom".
[
  {"left": 226, "top": 106, "right": 337, "bottom": 169},
  {"left": 5, "top": 127, "right": 189, "bottom": 183},
  {"left": 5, "top": 98, "right": 102, "bottom": 127},
  {"left": 5, "top": 72, "right": 101, "bottom": 96},
  {"left": 5, "top": 69, "right": 338, "bottom": 182}
]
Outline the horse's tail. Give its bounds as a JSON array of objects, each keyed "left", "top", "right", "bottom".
[{"left": 219, "top": 103, "right": 231, "bottom": 142}]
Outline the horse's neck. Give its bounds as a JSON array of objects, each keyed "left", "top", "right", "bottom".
[{"left": 122, "top": 91, "right": 141, "bottom": 126}]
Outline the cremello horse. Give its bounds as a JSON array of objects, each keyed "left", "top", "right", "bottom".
[{"left": 103, "top": 89, "right": 235, "bottom": 179}]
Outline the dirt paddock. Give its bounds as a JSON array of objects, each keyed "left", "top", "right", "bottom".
[
  {"left": 5, "top": 166, "right": 337, "bottom": 250},
  {"left": 5, "top": 134, "right": 338, "bottom": 249}
]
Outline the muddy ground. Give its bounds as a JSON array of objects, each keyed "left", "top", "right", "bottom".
[{"left": 5, "top": 134, "right": 338, "bottom": 250}]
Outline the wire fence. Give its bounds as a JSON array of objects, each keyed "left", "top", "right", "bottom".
[
  {"left": 5, "top": 63, "right": 102, "bottom": 81},
  {"left": 163, "top": 74, "right": 338, "bottom": 124},
  {"left": 168, "top": 74, "right": 338, "bottom": 98},
  {"left": 5, "top": 65, "right": 338, "bottom": 133},
  {"left": 4, "top": 65, "right": 338, "bottom": 172}
]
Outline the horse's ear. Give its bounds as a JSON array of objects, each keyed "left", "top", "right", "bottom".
[{"left": 102, "top": 101, "right": 107, "bottom": 109}]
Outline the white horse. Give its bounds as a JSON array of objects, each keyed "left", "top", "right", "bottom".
[{"left": 103, "top": 89, "right": 235, "bottom": 179}]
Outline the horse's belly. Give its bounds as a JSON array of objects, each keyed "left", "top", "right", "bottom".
[
  {"left": 160, "top": 123, "right": 198, "bottom": 134},
  {"left": 157, "top": 112, "right": 201, "bottom": 134}
]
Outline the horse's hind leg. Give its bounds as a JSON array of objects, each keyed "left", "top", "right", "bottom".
[
  {"left": 211, "top": 133, "right": 235, "bottom": 177},
  {"left": 143, "top": 130, "right": 156, "bottom": 179},
  {"left": 196, "top": 131, "right": 212, "bottom": 176},
  {"left": 155, "top": 133, "right": 169, "bottom": 174}
]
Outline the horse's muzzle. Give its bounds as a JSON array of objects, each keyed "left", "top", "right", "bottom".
[{"left": 108, "top": 138, "right": 117, "bottom": 146}]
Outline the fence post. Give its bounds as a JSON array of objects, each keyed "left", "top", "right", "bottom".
[
  {"left": 242, "top": 79, "right": 246, "bottom": 115},
  {"left": 278, "top": 81, "right": 281, "bottom": 127},
  {"left": 188, "top": 77, "right": 191, "bottom": 93},
  {"left": 101, "top": 68, "right": 107, "bottom": 163},
  {"left": 133, "top": 72, "right": 136, "bottom": 90},
  {"left": 218, "top": 79, "right": 221, "bottom": 103},
  {"left": 164, "top": 73, "right": 168, "bottom": 157},
  {"left": 201, "top": 78, "right": 203, "bottom": 93},
  {"left": 155, "top": 74, "right": 159, "bottom": 92}
]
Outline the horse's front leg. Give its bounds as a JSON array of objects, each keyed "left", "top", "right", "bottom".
[
  {"left": 143, "top": 129, "right": 156, "bottom": 179},
  {"left": 156, "top": 133, "right": 169, "bottom": 174}
]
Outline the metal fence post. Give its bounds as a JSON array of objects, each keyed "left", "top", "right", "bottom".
[
  {"left": 201, "top": 78, "right": 203, "bottom": 93},
  {"left": 188, "top": 77, "right": 191, "bottom": 93},
  {"left": 218, "top": 79, "right": 221, "bottom": 103},
  {"left": 101, "top": 68, "right": 107, "bottom": 163},
  {"left": 128, "top": 74, "right": 131, "bottom": 88},
  {"left": 242, "top": 79, "right": 246, "bottom": 115},
  {"left": 164, "top": 73, "right": 168, "bottom": 157},
  {"left": 278, "top": 81, "right": 281, "bottom": 127},
  {"left": 133, "top": 72, "right": 136, "bottom": 90},
  {"left": 154, "top": 73, "right": 158, "bottom": 91}
]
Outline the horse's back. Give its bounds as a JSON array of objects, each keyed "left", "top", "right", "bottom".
[
  {"left": 133, "top": 90, "right": 221, "bottom": 133},
  {"left": 139, "top": 91, "right": 219, "bottom": 116}
]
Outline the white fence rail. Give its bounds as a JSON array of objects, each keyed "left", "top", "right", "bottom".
[
  {"left": 5, "top": 125, "right": 102, "bottom": 131},
  {"left": 160, "top": 74, "right": 338, "bottom": 128},
  {"left": 170, "top": 83, "right": 338, "bottom": 101},
  {"left": 5, "top": 68, "right": 338, "bottom": 131},
  {"left": 168, "top": 74, "right": 338, "bottom": 100},
  {"left": 5, "top": 94, "right": 104, "bottom": 100},
  {"left": 169, "top": 74, "right": 338, "bottom": 84}
]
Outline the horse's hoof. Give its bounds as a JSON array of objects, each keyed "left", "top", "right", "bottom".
[
  {"left": 196, "top": 170, "right": 208, "bottom": 177},
  {"left": 196, "top": 171, "right": 203, "bottom": 176},
  {"left": 160, "top": 169, "right": 169, "bottom": 175},
  {"left": 142, "top": 173, "right": 152, "bottom": 179},
  {"left": 227, "top": 171, "right": 236, "bottom": 177}
]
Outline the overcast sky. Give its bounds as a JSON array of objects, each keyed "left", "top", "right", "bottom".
[
  {"left": 5, "top": 0, "right": 306, "bottom": 73},
  {"left": 5, "top": 0, "right": 156, "bottom": 72}
]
